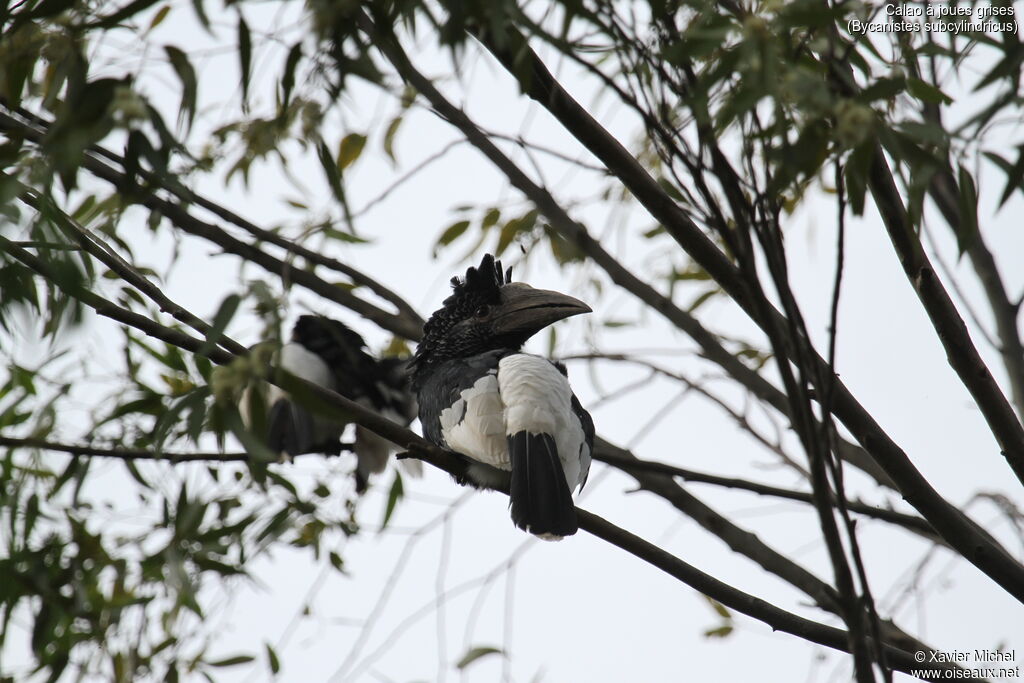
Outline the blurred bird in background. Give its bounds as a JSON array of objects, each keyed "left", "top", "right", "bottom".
[{"left": 244, "top": 314, "right": 419, "bottom": 493}]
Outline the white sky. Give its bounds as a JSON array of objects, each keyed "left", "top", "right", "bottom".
[{"left": 5, "top": 1, "right": 1024, "bottom": 681}]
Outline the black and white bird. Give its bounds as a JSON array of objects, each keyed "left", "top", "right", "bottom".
[
  {"left": 411, "top": 254, "right": 594, "bottom": 539},
  {"left": 247, "top": 314, "right": 418, "bottom": 492}
]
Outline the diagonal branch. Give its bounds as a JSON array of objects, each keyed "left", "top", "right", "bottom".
[
  {"left": 592, "top": 443, "right": 942, "bottom": 545},
  {"left": 453, "top": 22, "right": 1024, "bottom": 603},
  {"left": 591, "top": 438, "right": 942, "bottom": 661},
  {"left": 865, "top": 148, "right": 1024, "bottom": 485},
  {"left": 7, "top": 105, "right": 424, "bottom": 329},
  {"left": 0, "top": 234, "right": 235, "bottom": 365},
  {"left": 2, "top": 229, "right": 966, "bottom": 676},
  {"left": 578, "top": 510, "right": 971, "bottom": 682},
  {"left": 0, "top": 110, "right": 423, "bottom": 342},
  {"left": 888, "top": 48, "right": 1024, "bottom": 422},
  {"left": 16, "top": 187, "right": 248, "bottom": 357},
  {"left": 930, "top": 170, "right": 1024, "bottom": 419},
  {"left": 354, "top": 11, "right": 1024, "bottom": 602},
  {"left": 355, "top": 10, "right": 897, "bottom": 495},
  {"left": 0, "top": 436, "right": 356, "bottom": 462},
  {"left": 0, "top": 436, "right": 249, "bottom": 461}
]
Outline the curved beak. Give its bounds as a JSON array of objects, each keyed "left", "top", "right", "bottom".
[{"left": 492, "top": 283, "right": 592, "bottom": 337}]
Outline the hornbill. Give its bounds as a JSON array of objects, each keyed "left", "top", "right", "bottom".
[
  {"left": 246, "top": 314, "right": 419, "bottom": 492},
  {"left": 411, "top": 254, "right": 594, "bottom": 539}
]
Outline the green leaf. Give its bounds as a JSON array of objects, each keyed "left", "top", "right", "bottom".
[
  {"left": 337, "top": 133, "right": 367, "bottom": 172},
  {"left": 481, "top": 208, "right": 501, "bottom": 230},
  {"left": 435, "top": 220, "right": 471, "bottom": 251},
  {"left": 197, "top": 293, "right": 240, "bottom": 357},
  {"left": 153, "top": 391, "right": 203, "bottom": 453},
  {"left": 955, "top": 164, "right": 979, "bottom": 256},
  {"left": 844, "top": 141, "right": 874, "bottom": 216},
  {"left": 164, "top": 46, "right": 198, "bottom": 129},
  {"left": 703, "top": 625, "right": 734, "bottom": 638},
  {"left": 703, "top": 595, "right": 731, "bottom": 619},
  {"left": 265, "top": 642, "right": 280, "bottom": 675},
  {"left": 455, "top": 646, "right": 503, "bottom": 670},
  {"left": 280, "top": 43, "right": 303, "bottom": 108},
  {"left": 974, "top": 43, "right": 1024, "bottom": 92},
  {"left": 906, "top": 77, "right": 952, "bottom": 105},
  {"left": 383, "top": 116, "right": 402, "bottom": 162},
  {"left": 190, "top": 0, "right": 211, "bottom": 31},
  {"left": 316, "top": 141, "right": 345, "bottom": 205},
  {"left": 147, "top": 5, "right": 171, "bottom": 32},
  {"left": 688, "top": 289, "right": 719, "bottom": 312},
  {"left": 657, "top": 177, "right": 685, "bottom": 202},
  {"left": 770, "top": 121, "right": 828, "bottom": 193},
  {"left": 896, "top": 121, "right": 948, "bottom": 149},
  {"left": 22, "top": 493, "right": 39, "bottom": 540},
  {"left": 224, "top": 408, "right": 278, "bottom": 464},
  {"left": 238, "top": 15, "right": 252, "bottom": 109},
  {"left": 643, "top": 225, "right": 666, "bottom": 238},
  {"left": 329, "top": 550, "right": 345, "bottom": 571},
  {"left": 380, "top": 472, "right": 404, "bottom": 531},
  {"left": 993, "top": 146, "right": 1024, "bottom": 208},
  {"left": 206, "top": 654, "right": 256, "bottom": 667},
  {"left": 857, "top": 76, "right": 905, "bottom": 102},
  {"left": 321, "top": 227, "right": 368, "bottom": 244},
  {"left": 496, "top": 210, "right": 537, "bottom": 255},
  {"left": 88, "top": 0, "right": 161, "bottom": 28},
  {"left": 545, "top": 226, "right": 584, "bottom": 265}
]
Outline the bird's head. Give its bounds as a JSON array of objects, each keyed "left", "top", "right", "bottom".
[
  {"left": 411, "top": 254, "right": 590, "bottom": 383},
  {"left": 292, "top": 315, "right": 366, "bottom": 351}
]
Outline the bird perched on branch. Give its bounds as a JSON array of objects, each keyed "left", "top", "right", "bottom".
[
  {"left": 246, "top": 314, "right": 418, "bottom": 492},
  {"left": 411, "top": 254, "right": 594, "bottom": 539}
]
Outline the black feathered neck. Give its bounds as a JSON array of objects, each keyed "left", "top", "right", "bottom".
[{"left": 411, "top": 254, "right": 515, "bottom": 387}]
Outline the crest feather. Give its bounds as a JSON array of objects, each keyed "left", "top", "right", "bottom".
[{"left": 446, "top": 253, "right": 511, "bottom": 302}]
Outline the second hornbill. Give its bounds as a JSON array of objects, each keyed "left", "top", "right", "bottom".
[
  {"left": 411, "top": 254, "right": 594, "bottom": 539},
  {"left": 253, "top": 314, "right": 418, "bottom": 492}
]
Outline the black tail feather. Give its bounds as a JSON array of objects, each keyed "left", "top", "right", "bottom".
[
  {"left": 267, "top": 399, "right": 316, "bottom": 457},
  {"left": 508, "top": 431, "right": 577, "bottom": 538}
]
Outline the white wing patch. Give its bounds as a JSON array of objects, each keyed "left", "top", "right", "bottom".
[
  {"left": 497, "top": 354, "right": 587, "bottom": 492},
  {"left": 279, "top": 344, "right": 337, "bottom": 437},
  {"left": 441, "top": 371, "right": 508, "bottom": 469},
  {"left": 279, "top": 343, "right": 335, "bottom": 384}
]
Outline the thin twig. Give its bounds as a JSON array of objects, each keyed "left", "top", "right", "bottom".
[{"left": 592, "top": 446, "right": 941, "bottom": 543}]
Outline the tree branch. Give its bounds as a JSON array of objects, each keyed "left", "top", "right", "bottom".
[
  {"left": 0, "top": 436, "right": 249, "bottom": 461},
  {"left": 0, "top": 234, "right": 235, "bottom": 366},
  {"left": 0, "top": 231, "right": 970, "bottom": 675},
  {"left": 0, "top": 110, "right": 423, "bottom": 342},
  {"left": 15, "top": 187, "right": 249, "bottom": 358},
  {"left": 577, "top": 509, "right": 972, "bottom": 682},
  {"left": 866, "top": 148, "right": 1024, "bottom": 485},
  {"left": 7, "top": 105, "right": 425, "bottom": 329},
  {"left": 0, "top": 436, "right": 358, "bottom": 461},
  {"left": 355, "top": 10, "right": 899, "bottom": 498},
  {"left": 454, "top": 21, "right": 1024, "bottom": 603},
  {"left": 592, "top": 443, "right": 942, "bottom": 544}
]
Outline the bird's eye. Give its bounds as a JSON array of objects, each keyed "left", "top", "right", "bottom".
[{"left": 474, "top": 305, "right": 490, "bottom": 318}]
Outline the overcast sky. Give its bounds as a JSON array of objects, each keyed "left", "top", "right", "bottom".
[{"left": 5, "top": 2, "right": 1024, "bottom": 681}]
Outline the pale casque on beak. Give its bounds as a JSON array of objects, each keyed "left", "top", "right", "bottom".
[{"left": 490, "top": 282, "right": 592, "bottom": 337}]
